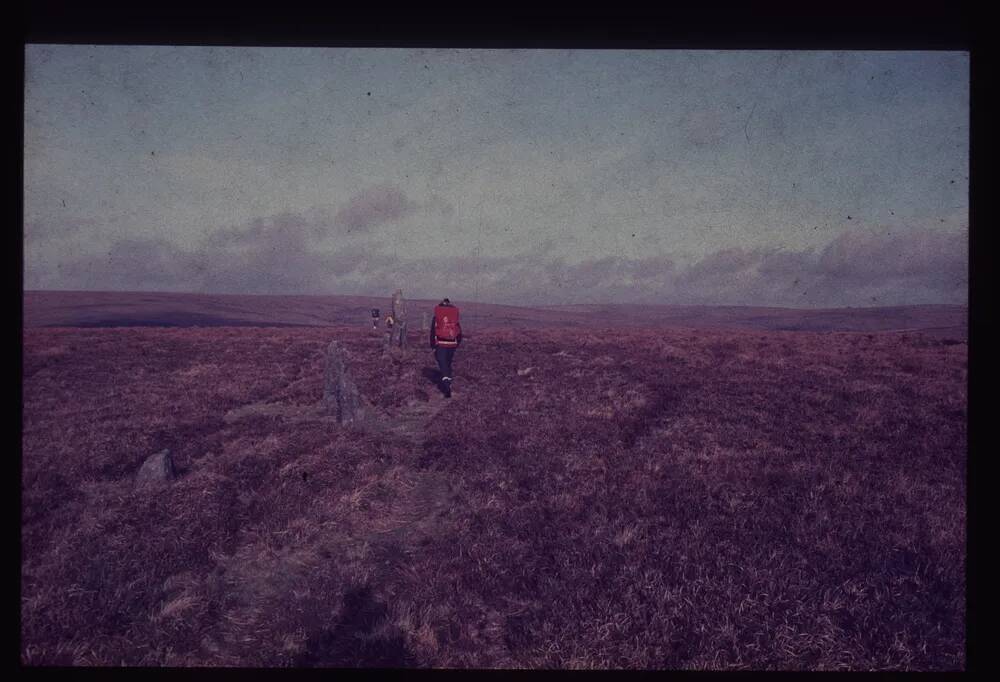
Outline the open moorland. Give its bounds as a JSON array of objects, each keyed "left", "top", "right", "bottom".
[{"left": 21, "top": 297, "right": 966, "bottom": 669}]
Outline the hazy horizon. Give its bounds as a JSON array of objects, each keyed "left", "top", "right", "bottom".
[
  {"left": 24, "top": 47, "right": 968, "bottom": 308},
  {"left": 21, "top": 288, "right": 968, "bottom": 314}
]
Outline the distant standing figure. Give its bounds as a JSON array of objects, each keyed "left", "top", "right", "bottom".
[
  {"left": 370, "top": 308, "right": 380, "bottom": 330},
  {"left": 383, "top": 313, "right": 395, "bottom": 349},
  {"left": 430, "top": 298, "right": 462, "bottom": 397}
]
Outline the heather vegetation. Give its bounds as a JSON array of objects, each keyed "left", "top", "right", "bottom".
[{"left": 21, "top": 325, "right": 966, "bottom": 669}]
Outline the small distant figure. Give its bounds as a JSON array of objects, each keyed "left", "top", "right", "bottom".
[
  {"left": 430, "top": 297, "right": 462, "bottom": 398},
  {"left": 370, "top": 308, "right": 380, "bottom": 330}
]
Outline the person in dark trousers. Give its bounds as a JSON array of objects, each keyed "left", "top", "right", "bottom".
[{"left": 430, "top": 298, "right": 462, "bottom": 397}]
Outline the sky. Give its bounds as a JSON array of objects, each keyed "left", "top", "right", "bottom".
[{"left": 23, "top": 46, "right": 968, "bottom": 307}]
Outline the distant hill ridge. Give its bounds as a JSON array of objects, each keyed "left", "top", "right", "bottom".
[{"left": 23, "top": 290, "right": 967, "bottom": 338}]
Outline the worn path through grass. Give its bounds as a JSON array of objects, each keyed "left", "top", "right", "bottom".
[{"left": 219, "top": 344, "right": 464, "bottom": 585}]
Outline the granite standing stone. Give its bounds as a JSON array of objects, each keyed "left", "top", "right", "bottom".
[
  {"left": 324, "top": 340, "right": 367, "bottom": 425},
  {"left": 390, "top": 289, "right": 407, "bottom": 349}
]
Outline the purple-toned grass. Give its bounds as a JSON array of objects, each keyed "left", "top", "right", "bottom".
[{"left": 21, "top": 325, "right": 966, "bottom": 669}]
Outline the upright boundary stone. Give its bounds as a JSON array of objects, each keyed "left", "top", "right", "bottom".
[
  {"left": 324, "top": 340, "right": 367, "bottom": 425},
  {"left": 397, "top": 319, "right": 408, "bottom": 350},
  {"left": 388, "top": 289, "right": 408, "bottom": 350}
]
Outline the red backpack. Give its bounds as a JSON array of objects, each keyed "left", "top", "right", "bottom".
[{"left": 433, "top": 304, "right": 461, "bottom": 347}]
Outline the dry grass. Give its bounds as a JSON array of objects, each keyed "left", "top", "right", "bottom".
[{"left": 21, "top": 325, "right": 966, "bottom": 669}]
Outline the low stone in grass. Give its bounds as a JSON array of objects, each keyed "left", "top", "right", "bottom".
[{"left": 135, "top": 449, "right": 175, "bottom": 489}]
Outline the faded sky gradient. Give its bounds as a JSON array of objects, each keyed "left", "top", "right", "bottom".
[{"left": 23, "top": 46, "right": 968, "bottom": 307}]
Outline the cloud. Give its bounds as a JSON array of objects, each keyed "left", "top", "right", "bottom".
[
  {"left": 46, "top": 212, "right": 380, "bottom": 295},
  {"left": 668, "top": 228, "right": 968, "bottom": 306},
  {"left": 28, "top": 184, "right": 430, "bottom": 295},
  {"left": 816, "top": 228, "right": 967, "bottom": 286},
  {"left": 36, "top": 209, "right": 967, "bottom": 308},
  {"left": 204, "top": 211, "right": 312, "bottom": 249},
  {"left": 424, "top": 194, "right": 455, "bottom": 218},
  {"left": 334, "top": 184, "right": 418, "bottom": 233},
  {"left": 56, "top": 237, "right": 194, "bottom": 291},
  {"left": 24, "top": 217, "right": 100, "bottom": 243},
  {"left": 681, "top": 248, "right": 760, "bottom": 286}
]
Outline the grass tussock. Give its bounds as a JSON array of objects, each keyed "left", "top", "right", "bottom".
[{"left": 21, "top": 325, "right": 965, "bottom": 669}]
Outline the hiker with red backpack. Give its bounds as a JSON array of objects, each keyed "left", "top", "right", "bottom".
[{"left": 430, "top": 298, "right": 462, "bottom": 398}]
